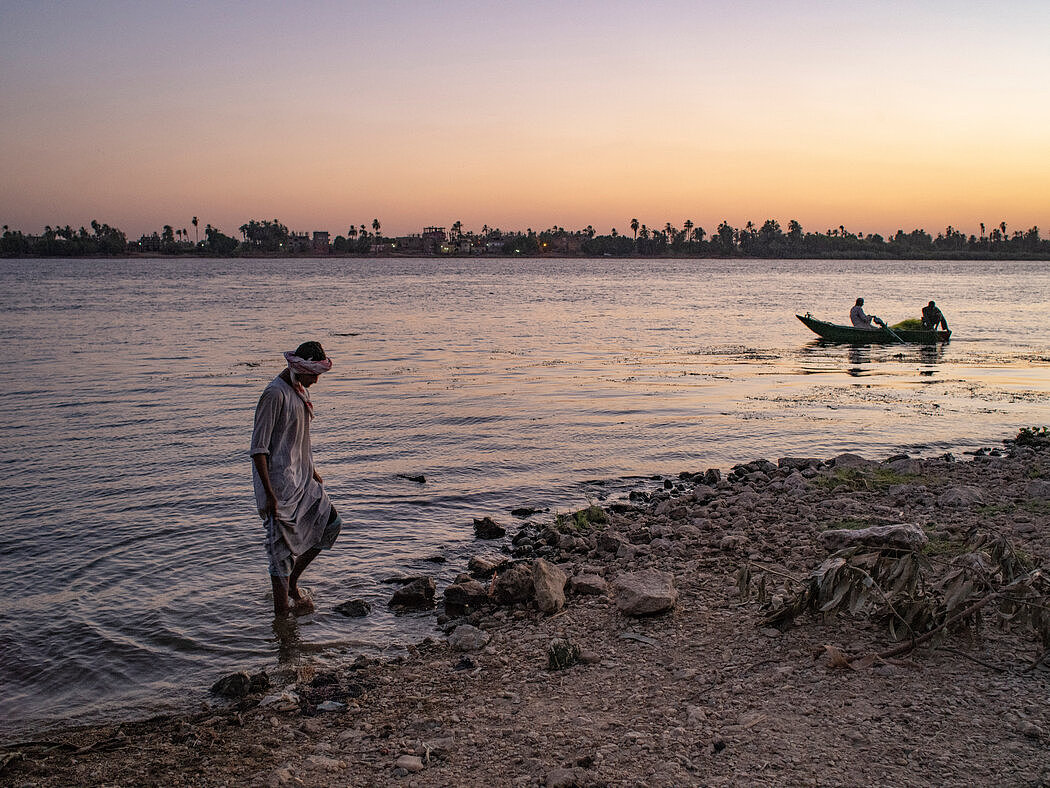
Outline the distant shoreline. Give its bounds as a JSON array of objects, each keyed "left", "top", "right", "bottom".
[{"left": 4, "top": 250, "right": 1050, "bottom": 262}]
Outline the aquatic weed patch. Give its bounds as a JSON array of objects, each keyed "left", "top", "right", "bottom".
[{"left": 814, "top": 467, "right": 922, "bottom": 492}]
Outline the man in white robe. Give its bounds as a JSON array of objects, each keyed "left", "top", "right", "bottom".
[{"left": 251, "top": 341, "right": 341, "bottom": 616}]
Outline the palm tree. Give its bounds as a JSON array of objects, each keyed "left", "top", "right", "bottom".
[
  {"left": 630, "top": 218, "right": 639, "bottom": 240},
  {"left": 192, "top": 216, "right": 199, "bottom": 244},
  {"left": 372, "top": 218, "right": 381, "bottom": 238},
  {"left": 683, "top": 220, "right": 693, "bottom": 245}
]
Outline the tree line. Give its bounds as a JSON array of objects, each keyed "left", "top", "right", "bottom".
[{"left": 2, "top": 216, "right": 1047, "bottom": 259}]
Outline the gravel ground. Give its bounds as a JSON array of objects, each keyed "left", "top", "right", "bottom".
[{"left": 4, "top": 435, "right": 1050, "bottom": 787}]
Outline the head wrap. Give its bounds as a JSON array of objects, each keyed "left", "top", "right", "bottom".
[
  {"left": 283, "top": 351, "right": 332, "bottom": 419},
  {"left": 283, "top": 351, "right": 333, "bottom": 375}
]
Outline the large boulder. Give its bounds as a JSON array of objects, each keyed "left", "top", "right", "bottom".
[
  {"left": 334, "top": 599, "right": 372, "bottom": 618},
  {"left": 492, "top": 561, "right": 534, "bottom": 605},
  {"left": 821, "top": 523, "right": 929, "bottom": 552},
  {"left": 612, "top": 570, "right": 677, "bottom": 616},
  {"left": 390, "top": 577, "right": 436, "bottom": 610},
  {"left": 532, "top": 558, "right": 567, "bottom": 614}
]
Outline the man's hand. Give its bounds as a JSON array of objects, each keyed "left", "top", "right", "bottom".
[
  {"left": 264, "top": 492, "right": 277, "bottom": 521},
  {"left": 313, "top": 469, "right": 324, "bottom": 485}
]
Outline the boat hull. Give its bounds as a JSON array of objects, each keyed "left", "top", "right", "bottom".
[{"left": 796, "top": 314, "right": 951, "bottom": 344}]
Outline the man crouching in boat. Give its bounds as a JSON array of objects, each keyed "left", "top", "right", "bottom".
[
  {"left": 849, "top": 298, "right": 886, "bottom": 330},
  {"left": 921, "top": 300, "right": 949, "bottom": 331}
]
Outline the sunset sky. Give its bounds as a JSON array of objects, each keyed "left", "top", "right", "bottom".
[{"left": 2, "top": 0, "right": 1048, "bottom": 239}]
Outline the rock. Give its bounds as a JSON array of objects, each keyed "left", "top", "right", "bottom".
[
  {"left": 468, "top": 552, "right": 510, "bottom": 577},
  {"left": 390, "top": 576, "right": 436, "bottom": 610},
  {"left": 492, "top": 561, "right": 534, "bottom": 604},
  {"left": 532, "top": 558, "right": 568, "bottom": 613},
  {"left": 936, "top": 486, "right": 984, "bottom": 508},
  {"left": 778, "top": 457, "right": 821, "bottom": 471},
  {"left": 316, "top": 700, "right": 346, "bottom": 712},
  {"left": 304, "top": 755, "right": 345, "bottom": 770},
  {"left": 511, "top": 506, "right": 545, "bottom": 518},
  {"left": 547, "top": 638, "right": 581, "bottom": 670},
  {"left": 821, "top": 523, "right": 929, "bottom": 551},
  {"left": 395, "top": 754, "right": 425, "bottom": 773},
  {"left": 568, "top": 573, "right": 608, "bottom": 596},
  {"left": 397, "top": 473, "right": 426, "bottom": 483},
  {"left": 334, "top": 599, "right": 371, "bottom": 618},
  {"left": 443, "top": 579, "right": 490, "bottom": 612},
  {"left": 886, "top": 457, "right": 923, "bottom": 475},
  {"left": 719, "top": 534, "right": 748, "bottom": 551},
  {"left": 448, "top": 624, "right": 490, "bottom": 652},
  {"left": 210, "top": 670, "right": 269, "bottom": 698},
  {"left": 1026, "top": 480, "right": 1050, "bottom": 499},
  {"left": 546, "top": 766, "right": 588, "bottom": 787},
  {"left": 612, "top": 570, "right": 678, "bottom": 616},
  {"left": 259, "top": 691, "right": 300, "bottom": 712},
  {"left": 597, "top": 531, "right": 627, "bottom": 554},
  {"left": 832, "top": 453, "right": 876, "bottom": 469},
  {"left": 473, "top": 516, "right": 506, "bottom": 539}
]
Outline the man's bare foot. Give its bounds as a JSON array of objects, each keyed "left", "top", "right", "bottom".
[{"left": 291, "top": 596, "right": 315, "bottom": 615}]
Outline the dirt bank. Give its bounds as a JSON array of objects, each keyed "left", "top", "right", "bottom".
[{"left": 4, "top": 434, "right": 1050, "bottom": 787}]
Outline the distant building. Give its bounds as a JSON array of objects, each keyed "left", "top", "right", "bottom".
[
  {"left": 287, "top": 232, "right": 311, "bottom": 253},
  {"left": 312, "top": 231, "right": 330, "bottom": 253}
]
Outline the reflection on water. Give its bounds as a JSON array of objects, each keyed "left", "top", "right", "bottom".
[{"left": 1, "top": 256, "right": 1048, "bottom": 734}]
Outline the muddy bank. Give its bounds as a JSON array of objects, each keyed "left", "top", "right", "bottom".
[{"left": 4, "top": 432, "right": 1050, "bottom": 787}]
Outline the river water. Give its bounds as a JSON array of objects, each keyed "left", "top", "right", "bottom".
[{"left": 1, "top": 256, "right": 1048, "bottom": 735}]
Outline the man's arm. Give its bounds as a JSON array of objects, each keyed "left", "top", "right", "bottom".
[{"left": 252, "top": 453, "right": 278, "bottom": 520}]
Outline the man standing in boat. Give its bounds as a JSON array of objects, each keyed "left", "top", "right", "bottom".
[
  {"left": 849, "top": 298, "right": 884, "bottom": 330},
  {"left": 921, "top": 300, "right": 949, "bottom": 331},
  {"left": 251, "top": 341, "right": 342, "bottom": 616}
]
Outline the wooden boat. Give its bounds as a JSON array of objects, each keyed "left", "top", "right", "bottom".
[{"left": 797, "top": 313, "right": 951, "bottom": 344}]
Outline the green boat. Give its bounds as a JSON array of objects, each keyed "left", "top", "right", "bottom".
[{"left": 797, "top": 313, "right": 951, "bottom": 344}]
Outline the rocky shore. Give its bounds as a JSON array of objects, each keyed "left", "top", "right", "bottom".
[{"left": 5, "top": 432, "right": 1050, "bottom": 787}]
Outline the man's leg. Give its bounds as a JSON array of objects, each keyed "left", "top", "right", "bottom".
[
  {"left": 287, "top": 546, "right": 321, "bottom": 613},
  {"left": 271, "top": 575, "right": 291, "bottom": 616}
]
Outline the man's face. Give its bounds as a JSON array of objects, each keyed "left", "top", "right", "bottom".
[{"left": 298, "top": 372, "right": 319, "bottom": 387}]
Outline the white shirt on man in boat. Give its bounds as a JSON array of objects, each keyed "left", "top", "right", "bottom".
[{"left": 850, "top": 300, "right": 878, "bottom": 330}]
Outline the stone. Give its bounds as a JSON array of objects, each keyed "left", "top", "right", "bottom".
[
  {"left": 821, "top": 523, "right": 929, "bottom": 552},
  {"left": 568, "top": 573, "right": 608, "bottom": 596},
  {"left": 612, "top": 570, "right": 677, "bottom": 616},
  {"left": 1026, "top": 480, "right": 1050, "bottom": 499},
  {"left": 832, "top": 453, "right": 876, "bottom": 469},
  {"left": 778, "top": 457, "right": 821, "bottom": 471},
  {"left": 390, "top": 576, "right": 436, "bottom": 610},
  {"left": 210, "top": 671, "right": 251, "bottom": 698},
  {"left": 546, "top": 766, "right": 588, "bottom": 787},
  {"left": 532, "top": 558, "right": 567, "bottom": 613},
  {"left": 334, "top": 599, "right": 371, "bottom": 617},
  {"left": 210, "top": 670, "right": 269, "bottom": 698},
  {"left": 395, "top": 754, "right": 425, "bottom": 773},
  {"left": 443, "top": 579, "right": 490, "bottom": 611},
  {"left": 448, "top": 623, "right": 490, "bottom": 652},
  {"left": 468, "top": 552, "right": 510, "bottom": 577},
  {"left": 597, "top": 531, "right": 627, "bottom": 554},
  {"left": 397, "top": 473, "right": 426, "bottom": 483},
  {"left": 473, "top": 516, "right": 506, "bottom": 539},
  {"left": 492, "top": 561, "right": 534, "bottom": 604},
  {"left": 937, "top": 486, "right": 984, "bottom": 507}
]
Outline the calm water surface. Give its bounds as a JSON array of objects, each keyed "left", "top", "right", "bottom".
[{"left": 1, "top": 256, "right": 1049, "bottom": 734}]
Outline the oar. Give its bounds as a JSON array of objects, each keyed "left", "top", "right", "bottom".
[{"left": 874, "top": 317, "right": 904, "bottom": 343}]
